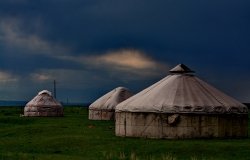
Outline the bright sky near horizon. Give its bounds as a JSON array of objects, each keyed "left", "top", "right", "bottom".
[{"left": 0, "top": 0, "right": 249, "bottom": 103}]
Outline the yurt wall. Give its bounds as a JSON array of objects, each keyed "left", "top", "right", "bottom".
[
  {"left": 24, "top": 105, "right": 63, "bottom": 117},
  {"left": 89, "top": 109, "right": 114, "bottom": 120},
  {"left": 116, "top": 112, "right": 248, "bottom": 138}
]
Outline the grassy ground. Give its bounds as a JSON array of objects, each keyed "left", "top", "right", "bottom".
[{"left": 0, "top": 107, "right": 250, "bottom": 160}]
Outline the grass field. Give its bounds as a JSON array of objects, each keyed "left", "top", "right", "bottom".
[{"left": 0, "top": 107, "right": 250, "bottom": 160}]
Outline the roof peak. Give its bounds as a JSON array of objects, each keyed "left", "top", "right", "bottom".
[
  {"left": 169, "top": 64, "right": 194, "bottom": 73},
  {"left": 38, "top": 90, "right": 52, "bottom": 96}
]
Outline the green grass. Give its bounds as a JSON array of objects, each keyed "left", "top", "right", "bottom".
[{"left": 0, "top": 107, "right": 250, "bottom": 160}]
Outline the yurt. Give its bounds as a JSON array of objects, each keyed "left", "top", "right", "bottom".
[
  {"left": 24, "top": 90, "right": 63, "bottom": 117},
  {"left": 116, "top": 64, "right": 248, "bottom": 139},
  {"left": 89, "top": 87, "right": 133, "bottom": 120}
]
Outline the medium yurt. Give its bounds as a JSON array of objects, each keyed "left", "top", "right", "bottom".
[
  {"left": 116, "top": 64, "right": 248, "bottom": 139},
  {"left": 89, "top": 87, "right": 133, "bottom": 120},
  {"left": 24, "top": 90, "right": 63, "bottom": 117}
]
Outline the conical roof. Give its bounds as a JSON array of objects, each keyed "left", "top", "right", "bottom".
[
  {"left": 25, "top": 90, "right": 62, "bottom": 107},
  {"left": 116, "top": 64, "right": 248, "bottom": 114},
  {"left": 89, "top": 87, "right": 134, "bottom": 110}
]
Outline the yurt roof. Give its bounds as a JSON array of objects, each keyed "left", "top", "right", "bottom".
[
  {"left": 116, "top": 64, "right": 248, "bottom": 114},
  {"left": 26, "top": 90, "right": 62, "bottom": 107},
  {"left": 89, "top": 87, "right": 133, "bottom": 110}
]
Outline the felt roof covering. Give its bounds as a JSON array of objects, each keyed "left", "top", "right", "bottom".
[
  {"left": 25, "top": 90, "right": 62, "bottom": 107},
  {"left": 116, "top": 64, "right": 248, "bottom": 114},
  {"left": 89, "top": 87, "right": 133, "bottom": 110}
]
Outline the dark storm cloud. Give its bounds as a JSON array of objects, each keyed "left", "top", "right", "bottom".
[
  {"left": 1, "top": 0, "right": 249, "bottom": 55},
  {"left": 0, "top": 0, "right": 249, "bottom": 102}
]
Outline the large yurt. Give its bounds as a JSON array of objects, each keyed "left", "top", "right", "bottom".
[
  {"left": 116, "top": 64, "right": 248, "bottom": 139},
  {"left": 89, "top": 87, "right": 133, "bottom": 120},
  {"left": 24, "top": 90, "right": 63, "bottom": 117}
]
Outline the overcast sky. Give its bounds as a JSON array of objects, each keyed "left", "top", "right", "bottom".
[{"left": 0, "top": 0, "right": 250, "bottom": 103}]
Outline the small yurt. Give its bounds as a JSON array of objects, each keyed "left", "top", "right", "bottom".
[
  {"left": 24, "top": 90, "right": 63, "bottom": 117},
  {"left": 116, "top": 64, "right": 248, "bottom": 139},
  {"left": 89, "top": 87, "right": 133, "bottom": 120}
]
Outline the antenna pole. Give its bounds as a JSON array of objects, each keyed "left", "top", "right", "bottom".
[{"left": 54, "top": 80, "right": 57, "bottom": 98}]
